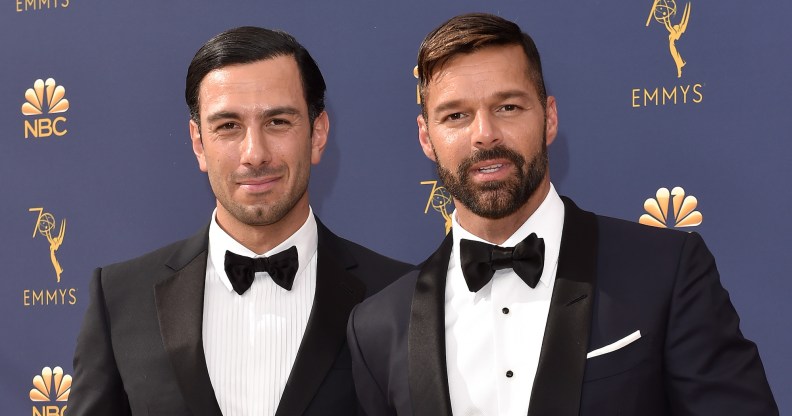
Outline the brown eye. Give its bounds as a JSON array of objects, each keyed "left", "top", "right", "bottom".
[
  {"left": 217, "top": 122, "right": 238, "bottom": 130},
  {"left": 267, "top": 118, "right": 293, "bottom": 129}
]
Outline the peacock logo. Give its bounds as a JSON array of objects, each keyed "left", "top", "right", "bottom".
[
  {"left": 30, "top": 366, "right": 71, "bottom": 402},
  {"left": 639, "top": 187, "right": 702, "bottom": 228},
  {"left": 22, "top": 78, "right": 70, "bottom": 116}
]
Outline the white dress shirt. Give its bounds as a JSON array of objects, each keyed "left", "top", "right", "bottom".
[
  {"left": 202, "top": 208, "right": 318, "bottom": 416},
  {"left": 445, "top": 185, "right": 565, "bottom": 416}
]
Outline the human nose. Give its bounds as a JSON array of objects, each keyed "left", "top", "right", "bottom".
[
  {"left": 239, "top": 128, "right": 271, "bottom": 167},
  {"left": 471, "top": 111, "right": 501, "bottom": 149}
]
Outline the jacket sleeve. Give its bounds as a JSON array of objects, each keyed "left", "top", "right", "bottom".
[
  {"left": 348, "top": 303, "right": 398, "bottom": 416},
  {"left": 664, "top": 232, "right": 778, "bottom": 415},
  {"left": 67, "top": 267, "right": 132, "bottom": 416}
]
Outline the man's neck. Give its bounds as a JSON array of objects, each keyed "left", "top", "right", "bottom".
[
  {"left": 215, "top": 199, "right": 310, "bottom": 255},
  {"left": 454, "top": 180, "right": 551, "bottom": 245}
]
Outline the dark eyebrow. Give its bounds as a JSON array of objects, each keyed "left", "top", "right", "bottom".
[
  {"left": 206, "top": 111, "right": 240, "bottom": 124},
  {"left": 205, "top": 106, "right": 302, "bottom": 124},
  {"left": 259, "top": 106, "right": 301, "bottom": 119},
  {"left": 432, "top": 100, "right": 464, "bottom": 117},
  {"left": 493, "top": 90, "right": 531, "bottom": 102},
  {"left": 431, "top": 90, "right": 532, "bottom": 116}
]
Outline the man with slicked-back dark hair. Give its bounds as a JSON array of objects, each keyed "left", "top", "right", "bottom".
[
  {"left": 68, "top": 26, "right": 411, "bottom": 416},
  {"left": 347, "top": 13, "right": 777, "bottom": 416}
]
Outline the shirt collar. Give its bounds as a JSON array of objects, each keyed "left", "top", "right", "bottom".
[
  {"left": 451, "top": 184, "right": 565, "bottom": 287},
  {"left": 208, "top": 207, "right": 319, "bottom": 292}
]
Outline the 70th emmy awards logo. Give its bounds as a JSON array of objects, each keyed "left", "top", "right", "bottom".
[
  {"left": 29, "top": 207, "right": 66, "bottom": 282},
  {"left": 646, "top": 0, "right": 691, "bottom": 78},
  {"left": 23, "top": 207, "right": 77, "bottom": 306},
  {"left": 421, "top": 180, "right": 453, "bottom": 235}
]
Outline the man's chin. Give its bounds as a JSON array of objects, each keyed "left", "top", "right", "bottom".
[{"left": 474, "top": 181, "right": 510, "bottom": 192}]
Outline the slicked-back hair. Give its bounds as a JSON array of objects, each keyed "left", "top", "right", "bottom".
[
  {"left": 186, "top": 26, "right": 326, "bottom": 129},
  {"left": 417, "top": 13, "right": 547, "bottom": 117}
]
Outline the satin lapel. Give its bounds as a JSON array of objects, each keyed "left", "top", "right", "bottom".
[
  {"left": 275, "top": 222, "right": 366, "bottom": 416},
  {"left": 528, "top": 197, "right": 598, "bottom": 416},
  {"left": 154, "top": 227, "right": 222, "bottom": 416},
  {"left": 408, "top": 233, "right": 454, "bottom": 416}
]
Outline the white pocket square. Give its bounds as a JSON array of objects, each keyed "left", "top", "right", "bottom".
[{"left": 586, "top": 330, "right": 641, "bottom": 359}]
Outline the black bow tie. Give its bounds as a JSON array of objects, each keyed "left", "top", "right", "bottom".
[
  {"left": 460, "top": 233, "right": 545, "bottom": 292},
  {"left": 224, "top": 247, "right": 299, "bottom": 295}
]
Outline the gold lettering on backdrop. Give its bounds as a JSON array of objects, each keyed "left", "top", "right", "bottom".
[
  {"left": 662, "top": 87, "right": 677, "bottom": 104},
  {"left": 644, "top": 88, "right": 658, "bottom": 106},
  {"left": 24, "top": 117, "right": 68, "bottom": 138},
  {"left": 32, "top": 406, "right": 67, "bottom": 416},
  {"left": 692, "top": 83, "right": 703, "bottom": 102},
  {"left": 16, "top": 0, "right": 69, "bottom": 12},
  {"left": 631, "top": 83, "right": 704, "bottom": 107},
  {"left": 23, "top": 289, "right": 78, "bottom": 306}
]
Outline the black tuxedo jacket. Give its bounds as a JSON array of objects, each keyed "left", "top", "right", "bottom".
[
  {"left": 68, "top": 219, "right": 412, "bottom": 416},
  {"left": 347, "top": 198, "right": 778, "bottom": 415}
]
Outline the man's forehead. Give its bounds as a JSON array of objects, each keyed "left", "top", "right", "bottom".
[
  {"left": 431, "top": 45, "right": 528, "bottom": 80},
  {"left": 197, "top": 57, "right": 306, "bottom": 111},
  {"left": 202, "top": 56, "right": 298, "bottom": 85},
  {"left": 424, "top": 46, "right": 535, "bottom": 104}
]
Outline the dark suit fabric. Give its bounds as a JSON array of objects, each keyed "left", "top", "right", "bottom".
[
  {"left": 68, "top": 220, "right": 412, "bottom": 416},
  {"left": 347, "top": 198, "right": 778, "bottom": 416}
]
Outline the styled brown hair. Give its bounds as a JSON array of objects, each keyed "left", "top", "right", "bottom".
[{"left": 417, "top": 13, "right": 547, "bottom": 116}]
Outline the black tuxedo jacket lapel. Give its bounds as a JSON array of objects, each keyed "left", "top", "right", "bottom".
[
  {"left": 406, "top": 198, "right": 597, "bottom": 416},
  {"left": 275, "top": 220, "right": 366, "bottom": 416},
  {"left": 528, "top": 197, "right": 598, "bottom": 416},
  {"left": 408, "top": 233, "right": 454, "bottom": 416},
  {"left": 153, "top": 226, "right": 223, "bottom": 416}
]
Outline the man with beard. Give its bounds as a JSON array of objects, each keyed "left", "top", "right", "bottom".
[
  {"left": 346, "top": 13, "right": 777, "bottom": 416},
  {"left": 68, "top": 27, "right": 411, "bottom": 416}
]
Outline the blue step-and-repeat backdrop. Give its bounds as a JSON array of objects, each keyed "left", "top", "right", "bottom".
[{"left": 2, "top": 1, "right": 790, "bottom": 414}]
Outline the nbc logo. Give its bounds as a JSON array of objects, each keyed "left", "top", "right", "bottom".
[
  {"left": 639, "top": 187, "right": 702, "bottom": 228},
  {"left": 21, "top": 78, "right": 69, "bottom": 138},
  {"left": 30, "top": 366, "right": 70, "bottom": 416}
]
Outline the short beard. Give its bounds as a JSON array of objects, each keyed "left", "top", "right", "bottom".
[
  {"left": 211, "top": 164, "right": 309, "bottom": 227},
  {"left": 435, "top": 142, "right": 548, "bottom": 220}
]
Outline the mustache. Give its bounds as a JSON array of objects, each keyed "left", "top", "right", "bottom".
[
  {"left": 458, "top": 146, "right": 526, "bottom": 173},
  {"left": 231, "top": 165, "right": 286, "bottom": 181}
]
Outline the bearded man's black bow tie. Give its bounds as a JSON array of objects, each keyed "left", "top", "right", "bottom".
[
  {"left": 224, "top": 247, "right": 299, "bottom": 295},
  {"left": 459, "top": 233, "right": 545, "bottom": 292}
]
